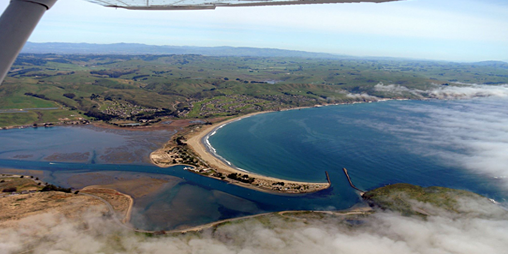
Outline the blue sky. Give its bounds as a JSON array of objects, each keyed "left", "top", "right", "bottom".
[{"left": 1, "top": 0, "right": 507, "bottom": 62}]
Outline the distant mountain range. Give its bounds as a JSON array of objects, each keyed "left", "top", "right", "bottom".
[
  {"left": 22, "top": 42, "right": 352, "bottom": 59},
  {"left": 21, "top": 42, "right": 508, "bottom": 65}
]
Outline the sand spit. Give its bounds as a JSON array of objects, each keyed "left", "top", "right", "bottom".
[{"left": 151, "top": 112, "right": 330, "bottom": 194}]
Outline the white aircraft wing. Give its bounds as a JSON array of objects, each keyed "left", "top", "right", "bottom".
[{"left": 85, "top": 0, "right": 398, "bottom": 10}]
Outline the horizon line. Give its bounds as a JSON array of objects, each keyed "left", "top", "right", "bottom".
[{"left": 22, "top": 41, "right": 508, "bottom": 64}]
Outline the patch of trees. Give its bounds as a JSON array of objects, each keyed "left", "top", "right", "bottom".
[
  {"left": 132, "top": 74, "right": 150, "bottom": 81},
  {"left": 84, "top": 110, "right": 113, "bottom": 121},
  {"left": 93, "top": 79, "right": 132, "bottom": 89},
  {"left": 213, "top": 172, "right": 225, "bottom": 180},
  {"left": 20, "top": 73, "right": 51, "bottom": 78},
  {"left": 96, "top": 61, "right": 119, "bottom": 66},
  {"left": 90, "top": 69, "right": 138, "bottom": 78},
  {"left": 13, "top": 56, "right": 47, "bottom": 66},
  {"left": 24, "top": 92, "right": 47, "bottom": 100},
  {"left": 152, "top": 70, "right": 172, "bottom": 75},
  {"left": 175, "top": 102, "right": 191, "bottom": 112},
  {"left": 129, "top": 108, "right": 176, "bottom": 121},
  {"left": 24, "top": 92, "right": 77, "bottom": 110},
  {"left": 8, "top": 68, "right": 43, "bottom": 77},
  {"left": 41, "top": 184, "right": 72, "bottom": 193},
  {"left": 2, "top": 187, "right": 17, "bottom": 192},
  {"left": 227, "top": 173, "right": 255, "bottom": 184},
  {"left": 63, "top": 93, "right": 76, "bottom": 99},
  {"left": 175, "top": 136, "right": 187, "bottom": 146},
  {"left": 152, "top": 108, "right": 176, "bottom": 117}
]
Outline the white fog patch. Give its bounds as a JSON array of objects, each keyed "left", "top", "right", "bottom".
[
  {"left": 374, "top": 82, "right": 508, "bottom": 99},
  {"left": 1, "top": 197, "right": 508, "bottom": 254},
  {"left": 373, "top": 83, "right": 425, "bottom": 97},
  {"left": 367, "top": 92, "right": 508, "bottom": 188},
  {"left": 345, "top": 93, "right": 380, "bottom": 101}
]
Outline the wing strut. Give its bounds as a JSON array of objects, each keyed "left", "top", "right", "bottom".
[{"left": 0, "top": 0, "right": 57, "bottom": 84}]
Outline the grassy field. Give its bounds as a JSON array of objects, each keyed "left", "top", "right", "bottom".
[
  {"left": 0, "top": 112, "right": 39, "bottom": 127},
  {"left": 1, "top": 54, "right": 506, "bottom": 127},
  {"left": 0, "top": 175, "right": 43, "bottom": 193},
  {"left": 362, "top": 183, "right": 487, "bottom": 216}
]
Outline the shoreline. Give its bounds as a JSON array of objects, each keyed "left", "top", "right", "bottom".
[
  {"left": 193, "top": 97, "right": 413, "bottom": 176},
  {"left": 151, "top": 98, "right": 412, "bottom": 194},
  {"left": 151, "top": 111, "right": 331, "bottom": 193},
  {"left": 0, "top": 97, "right": 405, "bottom": 131},
  {"left": 162, "top": 206, "right": 374, "bottom": 235},
  {"left": 184, "top": 111, "right": 331, "bottom": 193}
]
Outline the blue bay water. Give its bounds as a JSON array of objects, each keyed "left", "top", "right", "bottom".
[{"left": 209, "top": 98, "right": 508, "bottom": 203}]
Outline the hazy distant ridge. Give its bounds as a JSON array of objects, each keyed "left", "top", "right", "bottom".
[
  {"left": 22, "top": 42, "right": 350, "bottom": 59},
  {"left": 21, "top": 42, "right": 508, "bottom": 64}
]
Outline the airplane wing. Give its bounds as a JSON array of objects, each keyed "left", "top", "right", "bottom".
[{"left": 85, "top": 0, "right": 398, "bottom": 10}]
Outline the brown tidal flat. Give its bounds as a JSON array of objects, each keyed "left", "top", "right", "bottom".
[
  {"left": 65, "top": 171, "right": 182, "bottom": 199},
  {"left": 43, "top": 152, "right": 91, "bottom": 162}
]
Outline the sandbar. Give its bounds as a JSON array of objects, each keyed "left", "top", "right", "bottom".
[{"left": 152, "top": 111, "right": 330, "bottom": 194}]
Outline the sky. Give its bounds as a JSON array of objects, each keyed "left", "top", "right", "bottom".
[{"left": 1, "top": 0, "right": 508, "bottom": 62}]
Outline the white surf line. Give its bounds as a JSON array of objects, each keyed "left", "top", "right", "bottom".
[{"left": 203, "top": 116, "right": 258, "bottom": 174}]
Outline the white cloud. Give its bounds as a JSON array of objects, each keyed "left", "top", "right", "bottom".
[
  {"left": 374, "top": 83, "right": 508, "bottom": 99},
  {"left": 346, "top": 93, "right": 380, "bottom": 101},
  {"left": 1, "top": 195, "right": 507, "bottom": 254}
]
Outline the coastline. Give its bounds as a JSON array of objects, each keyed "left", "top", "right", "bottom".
[
  {"left": 162, "top": 206, "right": 374, "bottom": 235},
  {"left": 151, "top": 98, "right": 409, "bottom": 194},
  {"left": 151, "top": 111, "right": 331, "bottom": 193}
]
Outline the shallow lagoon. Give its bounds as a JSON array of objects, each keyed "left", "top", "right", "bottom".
[{"left": 0, "top": 126, "right": 358, "bottom": 231}]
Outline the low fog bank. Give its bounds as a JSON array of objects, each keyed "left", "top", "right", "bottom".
[
  {"left": 1, "top": 196, "right": 508, "bottom": 254},
  {"left": 345, "top": 93, "right": 380, "bottom": 101},
  {"left": 370, "top": 91, "right": 508, "bottom": 189},
  {"left": 374, "top": 83, "right": 508, "bottom": 100},
  {"left": 344, "top": 83, "right": 508, "bottom": 102}
]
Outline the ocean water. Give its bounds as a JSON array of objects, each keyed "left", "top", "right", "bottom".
[
  {"left": 209, "top": 98, "right": 508, "bottom": 203},
  {"left": 1, "top": 97, "right": 507, "bottom": 230}
]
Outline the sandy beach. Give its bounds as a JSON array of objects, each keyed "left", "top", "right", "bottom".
[{"left": 159, "top": 111, "right": 331, "bottom": 193}]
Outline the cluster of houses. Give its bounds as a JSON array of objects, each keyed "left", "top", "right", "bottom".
[
  {"left": 101, "top": 101, "right": 159, "bottom": 118},
  {"left": 194, "top": 95, "right": 265, "bottom": 117}
]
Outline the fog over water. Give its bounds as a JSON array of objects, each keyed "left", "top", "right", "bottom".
[
  {"left": 374, "top": 83, "right": 508, "bottom": 99},
  {"left": 367, "top": 84, "right": 508, "bottom": 189}
]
